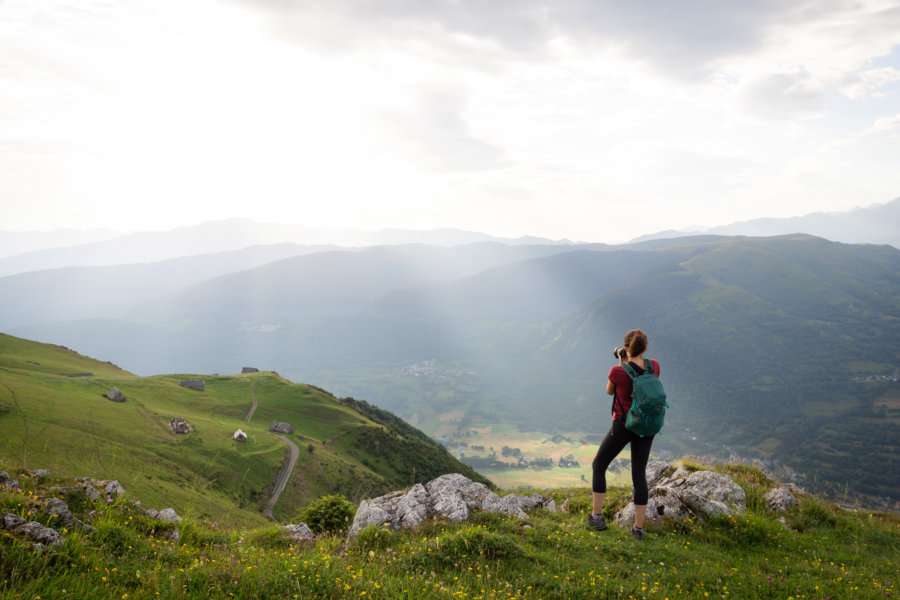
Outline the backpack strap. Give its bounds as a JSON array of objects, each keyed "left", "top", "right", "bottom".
[
  {"left": 621, "top": 359, "right": 653, "bottom": 379},
  {"left": 621, "top": 362, "right": 639, "bottom": 380}
]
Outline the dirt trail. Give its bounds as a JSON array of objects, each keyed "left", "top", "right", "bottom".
[
  {"left": 245, "top": 379, "right": 259, "bottom": 424},
  {"left": 264, "top": 434, "right": 299, "bottom": 520}
]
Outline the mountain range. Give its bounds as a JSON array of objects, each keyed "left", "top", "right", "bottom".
[
  {"left": 1, "top": 199, "right": 899, "bottom": 507},
  {"left": 3, "top": 233, "right": 898, "bottom": 506},
  {"left": 631, "top": 196, "right": 900, "bottom": 247}
]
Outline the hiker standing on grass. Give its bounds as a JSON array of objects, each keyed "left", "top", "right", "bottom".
[{"left": 588, "top": 329, "right": 662, "bottom": 541}]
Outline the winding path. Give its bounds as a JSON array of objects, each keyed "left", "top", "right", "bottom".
[
  {"left": 246, "top": 377, "right": 299, "bottom": 520},
  {"left": 264, "top": 434, "right": 299, "bottom": 520},
  {"left": 245, "top": 379, "right": 259, "bottom": 424}
]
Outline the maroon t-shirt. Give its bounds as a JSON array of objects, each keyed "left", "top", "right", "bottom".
[{"left": 608, "top": 359, "right": 660, "bottom": 423}]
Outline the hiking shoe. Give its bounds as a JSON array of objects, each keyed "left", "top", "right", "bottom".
[
  {"left": 631, "top": 526, "right": 645, "bottom": 541},
  {"left": 587, "top": 513, "right": 608, "bottom": 531}
]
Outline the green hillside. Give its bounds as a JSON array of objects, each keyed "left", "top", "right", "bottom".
[
  {"left": 1, "top": 460, "right": 897, "bottom": 599},
  {"left": 0, "top": 334, "right": 488, "bottom": 526}
]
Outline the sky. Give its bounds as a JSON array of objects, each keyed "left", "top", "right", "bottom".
[{"left": 1, "top": 0, "right": 899, "bottom": 244}]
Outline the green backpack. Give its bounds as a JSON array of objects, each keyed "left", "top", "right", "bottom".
[{"left": 621, "top": 360, "right": 668, "bottom": 437}]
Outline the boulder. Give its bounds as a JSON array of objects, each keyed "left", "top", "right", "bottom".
[
  {"left": 614, "top": 463, "right": 747, "bottom": 527},
  {"left": 43, "top": 498, "right": 92, "bottom": 532},
  {"left": 1, "top": 513, "right": 64, "bottom": 551},
  {"left": 157, "top": 508, "right": 182, "bottom": 524},
  {"left": 348, "top": 473, "right": 556, "bottom": 539},
  {"left": 106, "top": 388, "right": 126, "bottom": 402},
  {"left": 269, "top": 421, "right": 295, "bottom": 434},
  {"left": 27, "top": 469, "right": 51, "bottom": 480},
  {"left": 282, "top": 523, "right": 314, "bottom": 542},
  {"left": 0, "top": 472, "right": 20, "bottom": 491},
  {"left": 764, "top": 486, "right": 798, "bottom": 512},
  {"left": 169, "top": 418, "right": 191, "bottom": 434},
  {"left": 75, "top": 478, "right": 125, "bottom": 499}
]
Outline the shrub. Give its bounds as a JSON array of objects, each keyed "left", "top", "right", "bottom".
[{"left": 298, "top": 494, "right": 356, "bottom": 535}]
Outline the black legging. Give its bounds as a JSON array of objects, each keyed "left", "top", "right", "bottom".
[{"left": 591, "top": 420, "right": 655, "bottom": 505}]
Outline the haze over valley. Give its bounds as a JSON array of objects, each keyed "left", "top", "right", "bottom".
[{"left": 2, "top": 199, "right": 899, "bottom": 510}]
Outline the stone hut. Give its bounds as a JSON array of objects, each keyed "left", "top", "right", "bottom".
[
  {"left": 269, "top": 421, "right": 295, "bottom": 434},
  {"left": 242, "top": 367, "right": 259, "bottom": 373},
  {"left": 169, "top": 418, "right": 190, "bottom": 435},
  {"left": 106, "top": 388, "right": 126, "bottom": 402},
  {"left": 232, "top": 429, "right": 248, "bottom": 442},
  {"left": 180, "top": 380, "right": 205, "bottom": 391}
]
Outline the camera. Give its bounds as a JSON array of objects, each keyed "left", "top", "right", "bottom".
[{"left": 614, "top": 346, "right": 627, "bottom": 360}]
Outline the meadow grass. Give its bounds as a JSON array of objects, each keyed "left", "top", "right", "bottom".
[{"left": 2, "top": 468, "right": 897, "bottom": 599}]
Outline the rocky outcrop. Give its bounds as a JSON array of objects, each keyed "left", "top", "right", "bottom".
[
  {"left": 44, "top": 497, "right": 92, "bottom": 532},
  {"left": 282, "top": 523, "right": 313, "bottom": 542},
  {"left": 106, "top": 388, "right": 126, "bottom": 402},
  {"left": 144, "top": 507, "right": 182, "bottom": 524},
  {"left": 614, "top": 461, "right": 747, "bottom": 528},
  {"left": 169, "top": 418, "right": 191, "bottom": 434},
  {"left": 348, "top": 473, "right": 556, "bottom": 539},
  {"left": 180, "top": 380, "right": 205, "bottom": 391},
  {"left": 75, "top": 478, "right": 125, "bottom": 499},
  {"left": 269, "top": 421, "right": 295, "bottom": 434},
  {"left": 1, "top": 513, "right": 64, "bottom": 551},
  {"left": 0, "top": 471, "right": 20, "bottom": 491},
  {"left": 764, "top": 486, "right": 799, "bottom": 512}
]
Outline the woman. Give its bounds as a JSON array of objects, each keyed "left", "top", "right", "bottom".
[{"left": 588, "top": 329, "right": 659, "bottom": 541}]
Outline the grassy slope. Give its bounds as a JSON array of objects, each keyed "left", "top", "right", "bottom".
[
  {"left": 0, "top": 334, "right": 487, "bottom": 527},
  {"left": 1, "top": 462, "right": 897, "bottom": 599}
]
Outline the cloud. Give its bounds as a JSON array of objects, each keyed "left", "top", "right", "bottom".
[
  {"left": 236, "top": 0, "right": 787, "bottom": 75},
  {"left": 861, "top": 113, "right": 900, "bottom": 136},
  {"left": 376, "top": 90, "right": 507, "bottom": 172},
  {"left": 840, "top": 67, "right": 900, "bottom": 99},
  {"left": 735, "top": 68, "right": 826, "bottom": 120}
]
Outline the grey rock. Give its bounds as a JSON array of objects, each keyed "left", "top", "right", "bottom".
[
  {"left": 106, "top": 388, "right": 126, "bottom": 402},
  {"left": 28, "top": 469, "right": 51, "bottom": 480},
  {"left": 156, "top": 508, "right": 182, "bottom": 524},
  {"left": 0, "top": 471, "right": 20, "bottom": 490},
  {"left": 2, "top": 513, "right": 25, "bottom": 530},
  {"left": 103, "top": 480, "right": 125, "bottom": 497},
  {"left": 179, "top": 380, "right": 205, "bottom": 391},
  {"left": 269, "top": 421, "right": 295, "bottom": 434},
  {"left": 83, "top": 484, "right": 101, "bottom": 501},
  {"left": 615, "top": 488, "right": 692, "bottom": 528},
  {"left": 169, "top": 418, "right": 191, "bottom": 434},
  {"left": 242, "top": 367, "right": 259, "bottom": 373},
  {"left": 1, "top": 513, "right": 64, "bottom": 550},
  {"left": 282, "top": 523, "right": 314, "bottom": 542},
  {"left": 764, "top": 486, "right": 798, "bottom": 512},
  {"left": 44, "top": 497, "right": 93, "bottom": 532},
  {"left": 614, "top": 464, "right": 747, "bottom": 528},
  {"left": 677, "top": 471, "right": 746, "bottom": 518},
  {"left": 348, "top": 474, "right": 556, "bottom": 539}
]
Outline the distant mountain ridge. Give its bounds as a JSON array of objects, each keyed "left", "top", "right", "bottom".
[
  {"left": 630, "top": 197, "right": 900, "bottom": 247},
  {"left": 0, "top": 219, "right": 575, "bottom": 277}
]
